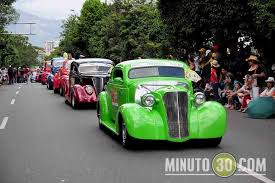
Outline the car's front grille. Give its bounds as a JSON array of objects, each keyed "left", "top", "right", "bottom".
[{"left": 163, "top": 92, "right": 188, "bottom": 138}]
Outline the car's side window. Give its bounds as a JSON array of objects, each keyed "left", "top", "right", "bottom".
[{"left": 113, "top": 69, "right": 123, "bottom": 80}]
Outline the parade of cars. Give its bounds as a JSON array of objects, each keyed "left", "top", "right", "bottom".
[{"left": 39, "top": 56, "right": 227, "bottom": 149}]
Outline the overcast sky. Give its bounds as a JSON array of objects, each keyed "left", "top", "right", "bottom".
[{"left": 14, "top": 0, "right": 87, "bottom": 20}]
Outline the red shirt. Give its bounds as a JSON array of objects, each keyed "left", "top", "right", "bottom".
[{"left": 210, "top": 68, "right": 219, "bottom": 83}]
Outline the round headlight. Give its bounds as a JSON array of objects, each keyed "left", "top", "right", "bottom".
[
  {"left": 141, "top": 94, "right": 155, "bottom": 107},
  {"left": 194, "top": 92, "right": 206, "bottom": 105},
  {"left": 85, "top": 85, "right": 94, "bottom": 95}
]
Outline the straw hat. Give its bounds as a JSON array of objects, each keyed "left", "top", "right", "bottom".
[
  {"left": 211, "top": 60, "right": 220, "bottom": 68},
  {"left": 198, "top": 48, "right": 206, "bottom": 53},
  {"left": 265, "top": 77, "right": 275, "bottom": 83},
  {"left": 246, "top": 55, "right": 259, "bottom": 62}
]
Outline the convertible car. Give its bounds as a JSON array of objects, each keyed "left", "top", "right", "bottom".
[
  {"left": 64, "top": 58, "right": 113, "bottom": 109},
  {"left": 47, "top": 57, "right": 65, "bottom": 90},
  {"left": 97, "top": 59, "right": 227, "bottom": 148}
]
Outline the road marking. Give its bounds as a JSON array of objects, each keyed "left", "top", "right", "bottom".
[
  {"left": 18, "top": 86, "right": 21, "bottom": 89},
  {"left": 0, "top": 117, "right": 8, "bottom": 129},
  {"left": 16, "top": 91, "right": 19, "bottom": 95},
  {"left": 11, "top": 98, "right": 15, "bottom": 105},
  {"left": 165, "top": 174, "right": 215, "bottom": 176},
  {"left": 238, "top": 164, "right": 275, "bottom": 183}
]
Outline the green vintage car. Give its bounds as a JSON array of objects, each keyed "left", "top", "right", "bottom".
[{"left": 97, "top": 59, "right": 226, "bottom": 148}]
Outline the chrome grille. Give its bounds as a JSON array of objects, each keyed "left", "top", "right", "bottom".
[{"left": 163, "top": 92, "right": 188, "bottom": 138}]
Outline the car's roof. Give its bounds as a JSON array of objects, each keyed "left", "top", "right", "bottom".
[
  {"left": 74, "top": 58, "right": 113, "bottom": 64},
  {"left": 117, "top": 59, "right": 187, "bottom": 68}
]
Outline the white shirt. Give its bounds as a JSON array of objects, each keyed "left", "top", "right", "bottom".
[{"left": 260, "top": 87, "right": 275, "bottom": 97}]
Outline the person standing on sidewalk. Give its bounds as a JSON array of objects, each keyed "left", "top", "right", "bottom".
[
  {"left": 8, "top": 65, "right": 14, "bottom": 85},
  {"left": 210, "top": 60, "right": 221, "bottom": 100}
]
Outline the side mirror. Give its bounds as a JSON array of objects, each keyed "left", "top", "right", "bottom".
[{"left": 114, "top": 77, "right": 123, "bottom": 83}]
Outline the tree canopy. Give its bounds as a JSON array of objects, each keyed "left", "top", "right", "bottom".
[
  {"left": 0, "top": 0, "right": 38, "bottom": 67},
  {"left": 59, "top": 0, "right": 169, "bottom": 64}
]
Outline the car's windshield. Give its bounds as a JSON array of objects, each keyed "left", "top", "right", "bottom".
[
  {"left": 79, "top": 65, "right": 111, "bottom": 74},
  {"left": 128, "top": 66, "right": 184, "bottom": 79},
  {"left": 52, "top": 60, "right": 64, "bottom": 67}
]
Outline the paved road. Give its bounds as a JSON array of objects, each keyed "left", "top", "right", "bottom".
[{"left": 0, "top": 83, "right": 274, "bottom": 183}]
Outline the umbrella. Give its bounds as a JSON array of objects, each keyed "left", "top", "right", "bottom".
[{"left": 247, "top": 97, "right": 275, "bottom": 119}]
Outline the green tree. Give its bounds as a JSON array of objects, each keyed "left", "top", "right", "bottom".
[
  {"left": 88, "top": 0, "right": 169, "bottom": 63},
  {"left": 59, "top": 14, "right": 80, "bottom": 54},
  {"left": 0, "top": 0, "right": 18, "bottom": 31},
  {"left": 249, "top": 0, "right": 275, "bottom": 66},
  {"left": 0, "top": 35, "right": 38, "bottom": 67},
  {"left": 158, "top": 0, "right": 252, "bottom": 58},
  {"left": 78, "top": 0, "right": 108, "bottom": 56}
]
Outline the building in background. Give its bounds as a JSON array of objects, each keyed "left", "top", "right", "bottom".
[{"left": 44, "top": 39, "right": 60, "bottom": 55}]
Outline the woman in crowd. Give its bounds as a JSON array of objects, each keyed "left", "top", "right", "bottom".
[
  {"left": 246, "top": 54, "right": 266, "bottom": 99},
  {"left": 260, "top": 77, "right": 275, "bottom": 97},
  {"left": 226, "top": 81, "right": 242, "bottom": 110}
]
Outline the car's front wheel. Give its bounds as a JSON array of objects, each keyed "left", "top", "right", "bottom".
[
  {"left": 120, "top": 120, "right": 134, "bottom": 149},
  {"left": 195, "top": 137, "right": 222, "bottom": 147},
  {"left": 97, "top": 102, "right": 103, "bottom": 130},
  {"left": 207, "top": 137, "right": 222, "bottom": 147},
  {"left": 71, "top": 94, "right": 78, "bottom": 109}
]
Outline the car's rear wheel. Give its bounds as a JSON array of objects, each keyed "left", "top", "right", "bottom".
[
  {"left": 60, "top": 87, "right": 64, "bottom": 96},
  {"left": 53, "top": 86, "right": 59, "bottom": 94},
  {"left": 47, "top": 82, "right": 52, "bottom": 90}
]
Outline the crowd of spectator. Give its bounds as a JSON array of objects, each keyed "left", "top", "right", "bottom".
[{"left": 188, "top": 46, "right": 275, "bottom": 113}]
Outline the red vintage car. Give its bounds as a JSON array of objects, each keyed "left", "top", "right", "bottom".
[
  {"left": 53, "top": 60, "right": 72, "bottom": 94},
  {"left": 41, "top": 61, "right": 51, "bottom": 85},
  {"left": 64, "top": 58, "right": 113, "bottom": 109}
]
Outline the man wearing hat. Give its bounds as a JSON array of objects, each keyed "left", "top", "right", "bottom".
[
  {"left": 210, "top": 60, "right": 220, "bottom": 99},
  {"left": 260, "top": 77, "right": 275, "bottom": 97}
]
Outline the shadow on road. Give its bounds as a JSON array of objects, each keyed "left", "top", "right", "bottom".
[{"left": 99, "top": 125, "right": 222, "bottom": 152}]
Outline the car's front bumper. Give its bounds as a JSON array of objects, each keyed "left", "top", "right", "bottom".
[{"left": 119, "top": 101, "right": 226, "bottom": 142}]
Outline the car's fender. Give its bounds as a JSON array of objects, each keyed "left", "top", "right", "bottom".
[
  {"left": 117, "top": 104, "right": 166, "bottom": 140},
  {"left": 194, "top": 101, "right": 227, "bottom": 138}
]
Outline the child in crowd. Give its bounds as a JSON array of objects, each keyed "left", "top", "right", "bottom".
[{"left": 237, "top": 75, "right": 253, "bottom": 112}]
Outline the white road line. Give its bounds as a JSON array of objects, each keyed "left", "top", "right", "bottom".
[
  {"left": 16, "top": 91, "right": 19, "bottom": 95},
  {"left": 238, "top": 164, "right": 275, "bottom": 183},
  {"left": 18, "top": 86, "right": 21, "bottom": 89},
  {"left": 11, "top": 98, "right": 15, "bottom": 105},
  {"left": 0, "top": 117, "right": 8, "bottom": 129}
]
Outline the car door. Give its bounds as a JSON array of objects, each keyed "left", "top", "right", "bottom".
[
  {"left": 107, "top": 67, "right": 128, "bottom": 121},
  {"left": 67, "top": 63, "right": 78, "bottom": 102}
]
